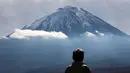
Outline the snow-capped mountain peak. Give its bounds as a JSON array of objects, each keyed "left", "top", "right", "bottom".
[{"left": 22, "top": 6, "right": 127, "bottom": 37}]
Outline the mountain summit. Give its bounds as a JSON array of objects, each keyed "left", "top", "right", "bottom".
[{"left": 22, "top": 6, "right": 127, "bottom": 37}]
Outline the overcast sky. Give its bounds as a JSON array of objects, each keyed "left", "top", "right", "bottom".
[{"left": 0, "top": 0, "right": 130, "bottom": 36}]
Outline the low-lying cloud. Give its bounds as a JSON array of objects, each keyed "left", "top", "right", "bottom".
[{"left": 9, "top": 29, "right": 68, "bottom": 39}]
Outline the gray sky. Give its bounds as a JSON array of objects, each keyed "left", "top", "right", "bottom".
[{"left": 0, "top": 0, "right": 130, "bottom": 36}]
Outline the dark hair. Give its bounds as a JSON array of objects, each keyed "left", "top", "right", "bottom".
[{"left": 73, "top": 48, "right": 84, "bottom": 62}]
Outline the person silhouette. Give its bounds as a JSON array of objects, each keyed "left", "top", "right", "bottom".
[{"left": 65, "top": 48, "right": 91, "bottom": 73}]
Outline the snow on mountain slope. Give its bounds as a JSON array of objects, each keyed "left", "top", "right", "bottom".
[{"left": 21, "top": 6, "right": 127, "bottom": 37}]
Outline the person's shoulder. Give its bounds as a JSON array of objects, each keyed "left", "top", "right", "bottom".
[
  {"left": 65, "top": 64, "right": 72, "bottom": 72},
  {"left": 82, "top": 63, "right": 88, "bottom": 67},
  {"left": 67, "top": 65, "right": 72, "bottom": 67},
  {"left": 82, "top": 63, "right": 91, "bottom": 73},
  {"left": 82, "top": 63, "right": 91, "bottom": 70},
  {"left": 66, "top": 65, "right": 72, "bottom": 69},
  {"left": 65, "top": 65, "right": 71, "bottom": 73}
]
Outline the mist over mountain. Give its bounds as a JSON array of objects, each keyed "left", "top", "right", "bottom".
[{"left": 22, "top": 6, "right": 127, "bottom": 37}]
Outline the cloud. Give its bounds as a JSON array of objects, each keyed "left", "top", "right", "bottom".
[
  {"left": 8, "top": 29, "right": 107, "bottom": 40},
  {"left": 9, "top": 29, "right": 68, "bottom": 39}
]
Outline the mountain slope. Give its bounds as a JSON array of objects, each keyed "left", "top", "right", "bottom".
[{"left": 22, "top": 6, "right": 127, "bottom": 37}]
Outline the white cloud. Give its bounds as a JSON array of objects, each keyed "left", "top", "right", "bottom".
[
  {"left": 84, "top": 32, "right": 96, "bottom": 37},
  {"left": 9, "top": 29, "right": 68, "bottom": 39},
  {"left": 8, "top": 29, "right": 101, "bottom": 40}
]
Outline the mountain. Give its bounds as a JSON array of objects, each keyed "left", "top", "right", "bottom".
[{"left": 16, "top": 6, "right": 129, "bottom": 37}]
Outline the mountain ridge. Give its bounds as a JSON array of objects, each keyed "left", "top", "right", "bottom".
[{"left": 11, "top": 6, "right": 128, "bottom": 37}]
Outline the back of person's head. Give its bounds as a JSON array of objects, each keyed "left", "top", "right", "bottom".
[{"left": 73, "top": 48, "right": 84, "bottom": 62}]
